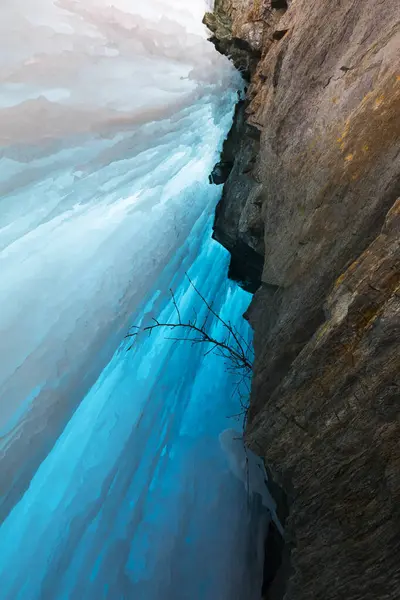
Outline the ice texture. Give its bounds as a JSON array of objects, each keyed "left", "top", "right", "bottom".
[{"left": 0, "top": 1, "right": 274, "bottom": 598}]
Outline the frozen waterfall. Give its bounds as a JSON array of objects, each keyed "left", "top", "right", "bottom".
[{"left": 0, "top": 1, "right": 276, "bottom": 598}]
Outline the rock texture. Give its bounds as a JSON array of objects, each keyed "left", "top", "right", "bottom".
[
  {"left": 203, "top": 0, "right": 268, "bottom": 80},
  {"left": 212, "top": 100, "right": 265, "bottom": 291},
  {"left": 205, "top": 0, "right": 400, "bottom": 598}
]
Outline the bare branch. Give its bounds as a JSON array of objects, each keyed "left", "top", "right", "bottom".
[
  {"left": 127, "top": 281, "right": 256, "bottom": 440},
  {"left": 170, "top": 289, "right": 182, "bottom": 325},
  {"left": 185, "top": 273, "right": 249, "bottom": 361},
  {"left": 127, "top": 281, "right": 253, "bottom": 378}
]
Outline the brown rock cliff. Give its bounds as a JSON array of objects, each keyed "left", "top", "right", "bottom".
[{"left": 205, "top": 0, "right": 400, "bottom": 598}]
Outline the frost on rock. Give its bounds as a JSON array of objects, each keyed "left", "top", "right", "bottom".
[{"left": 0, "top": 1, "right": 269, "bottom": 598}]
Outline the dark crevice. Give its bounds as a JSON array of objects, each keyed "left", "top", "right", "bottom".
[
  {"left": 273, "top": 49, "right": 285, "bottom": 88},
  {"left": 261, "top": 468, "right": 292, "bottom": 600},
  {"left": 263, "top": 537, "right": 293, "bottom": 600},
  {"left": 232, "top": 36, "right": 262, "bottom": 58},
  {"left": 226, "top": 241, "right": 264, "bottom": 293},
  {"left": 209, "top": 161, "right": 234, "bottom": 185},
  {"left": 271, "top": 0, "right": 288, "bottom": 9},
  {"left": 272, "top": 29, "right": 289, "bottom": 41}
]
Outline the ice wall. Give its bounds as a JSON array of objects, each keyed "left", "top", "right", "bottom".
[{"left": 0, "top": 1, "right": 273, "bottom": 598}]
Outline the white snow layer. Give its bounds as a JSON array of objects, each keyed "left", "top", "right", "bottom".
[{"left": 0, "top": 1, "right": 274, "bottom": 598}]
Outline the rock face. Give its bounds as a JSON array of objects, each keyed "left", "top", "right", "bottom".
[
  {"left": 205, "top": 0, "right": 400, "bottom": 598},
  {"left": 203, "top": 0, "right": 267, "bottom": 80},
  {"left": 212, "top": 100, "right": 265, "bottom": 292}
]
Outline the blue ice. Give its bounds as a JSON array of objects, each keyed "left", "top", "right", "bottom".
[{"left": 0, "top": 1, "right": 275, "bottom": 598}]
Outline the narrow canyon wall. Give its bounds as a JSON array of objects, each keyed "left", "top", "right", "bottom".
[{"left": 205, "top": 0, "right": 400, "bottom": 598}]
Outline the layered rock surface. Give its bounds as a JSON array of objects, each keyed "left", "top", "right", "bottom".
[{"left": 205, "top": 0, "right": 400, "bottom": 598}]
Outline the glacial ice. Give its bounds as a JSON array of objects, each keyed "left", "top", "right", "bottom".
[{"left": 0, "top": 1, "right": 275, "bottom": 598}]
